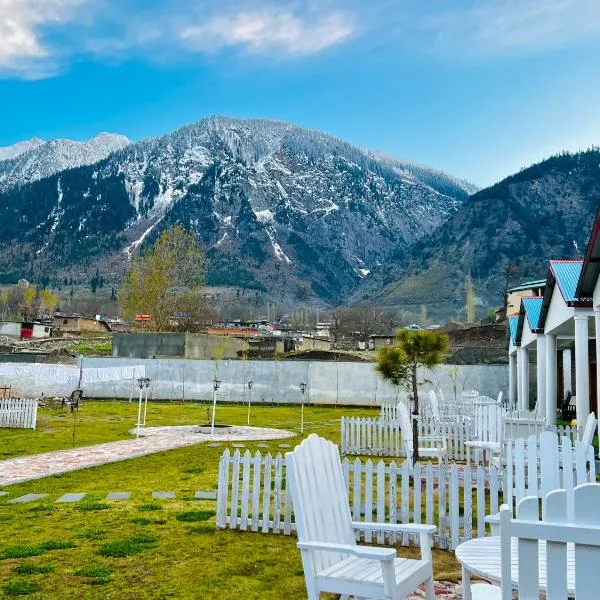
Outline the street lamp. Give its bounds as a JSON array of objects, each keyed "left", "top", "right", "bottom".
[
  {"left": 142, "top": 377, "right": 151, "bottom": 427},
  {"left": 210, "top": 375, "right": 222, "bottom": 437},
  {"left": 247, "top": 379, "right": 254, "bottom": 426},
  {"left": 299, "top": 381, "right": 307, "bottom": 435},
  {"left": 136, "top": 377, "right": 146, "bottom": 438}
]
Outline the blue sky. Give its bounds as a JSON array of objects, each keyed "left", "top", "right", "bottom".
[{"left": 1, "top": 0, "right": 600, "bottom": 187}]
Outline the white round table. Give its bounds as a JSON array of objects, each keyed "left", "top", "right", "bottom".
[{"left": 455, "top": 536, "right": 575, "bottom": 598}]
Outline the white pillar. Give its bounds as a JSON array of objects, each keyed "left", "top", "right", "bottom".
[
  {"left": 574, "top": 314, "right": 590, "bottom": 428},
  {"left": 518, "top": 347, "right": 529, "bottom": 410},
  {"left": 536, "top": 335, "right": 546, "bottom": 417},
  {"left": 595, "top": 308, "right": 600, "bottom": 417},
  {"left": 563, "top": 349, "right": 572, "bottom": 396},
  {"left": 545, "top": 334, "right": 557, "bottom": 427},
  {"left": 508, "top": 353, "right": 517, "bottom": 409}
]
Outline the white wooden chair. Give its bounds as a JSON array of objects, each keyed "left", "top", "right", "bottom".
[
  {"left": 469, "top": 483, "right": 600, "bottom": 600},
  {"left": 580, "top": 412, "right": 597, "bottom": 447},
  {"left": 285, "top": 434, "right": 436, "bottom": 600},
  {"left": 397, "top": 401, "right": 447, "bottom": 465},
  {"left": 464, "top": 402, "right": 505, "bottom": 465},
  {"left": 485, "top": 430, "right": 596, "bottom": 534}
]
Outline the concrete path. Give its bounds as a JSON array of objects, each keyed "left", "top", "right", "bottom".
[{"left": 0, "top": 425, "right": 294, "bottom": 486}]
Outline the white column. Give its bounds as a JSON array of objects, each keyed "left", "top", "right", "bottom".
[
  {"left": 563, "top": 349, "right": 572, "bottom": 395},
  {"left": 595, "top": 308, "right": 600, "bottom": 417},
  {"left": 545, "top": 334, "right": 557, "bottom": 427},
  {"left": 574, "top": 314, "right": 590, "bottom": 428},
  {"left": 508, "top": 353, "right": 517, "bottom": 409},
  {"left": 536, "top": 335, "right": 546, "bottom": 417},
  {"left": 518, "top": 347, "right": 529, "bottom": 410}
]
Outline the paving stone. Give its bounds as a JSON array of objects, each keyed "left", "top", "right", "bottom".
[
  {"left": 206, "top": 443, "right": 222, "bottom": 448},
  {"left": 278, "top": 444, "right": 291, "bottom": 448},
  {"left": 194, "top": 491, "right": 217, "bottom": 500},
  {"left": 152, "top": 491, "right": 175, "bottom": 500},
  {"left": 0, "top": 491, "right": 8, "bottom": 497},
  {"left": 56, "top": 493, "right": 86, "bottom": 503},
  {"left": 256, "top": 444, "right": 269, "bottom": 448},
  {"left": 232, "top": 443, "right": 245, "bottom": 448},
  {"left": 107, "top": 492, "right": 131, "bottom": 501},
  {"left": 8, "top": 493, "right": 48, "bottom": 503}
]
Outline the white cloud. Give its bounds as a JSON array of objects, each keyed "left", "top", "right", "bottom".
[
  {"left": 179, "top": 8, "right": 355, "bottom": 56},
  {"left": 0, "top": 0, "right": 88, "bottom": 77},
  {"left": 420, "top": 0, "right": 600, "bottom": 57}
]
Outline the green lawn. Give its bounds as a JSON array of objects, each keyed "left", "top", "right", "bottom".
[{"left": 0, "top": 402, "right": 460, "bottom": 599}]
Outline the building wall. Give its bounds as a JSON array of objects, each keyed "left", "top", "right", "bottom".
[
  {"left": 185, "top": 334, "right": 248, "bottom": 359},
  {"left": 31, "top": 324, "right": 51, "bottom": 339},
  {"left": 113, "top": 333, "right": 186, "bottom": 358},
  {"left": 0, "top": 322, "right": 21, "bottom": 338},
  {"left": 296, "top": 336, "right": 332, "bottom": 351},
  {"left": 53, "top": 317, "right": 108, "bottom": 333},
  {"left": 507, "top": 288, "right": 542, "bottom": 315},
  {"left": 0, "top": 358, "right": 508, "bottom": 405}
]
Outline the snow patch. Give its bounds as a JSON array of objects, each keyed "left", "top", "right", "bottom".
[
  {"left": 123, "top": 218, "right": 163, "bottom": 259},
  {"left": 254, "top": 209, "right": 274, "bottom": 223}
]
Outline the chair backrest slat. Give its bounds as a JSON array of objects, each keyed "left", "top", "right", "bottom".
[{"left": 286, "top": 435, "right": 356, "bottom": 573}]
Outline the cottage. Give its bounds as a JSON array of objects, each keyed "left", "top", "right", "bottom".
[{"left": 53, "top": 313, "right": 111, "bottom": 333}]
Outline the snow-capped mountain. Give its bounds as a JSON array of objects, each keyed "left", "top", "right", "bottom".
[
  {"left": 0, "top": 138, "right": 45, "bottom": 161},
  {"left": 0, "top": 116, "right": 469, "bottom": 303},
  {"left": 0, "top": 133, "right": 131, "bottom": 191}
]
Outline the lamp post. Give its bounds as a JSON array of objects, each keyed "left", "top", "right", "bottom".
[
  {"left": 136, "top": 377, "right": 145, "bottom": 438},
  {"left": 210, "top": 375, "right": 221, "bottom": 437},
  {"left": 247, "top": 379, "right": 254, "bottom": 426},
  {"left": 299, "top": 381, "right": 307, "bottom": 435},
  {"left": 142, "top": 377, "right": 151, "bottom": 426}
]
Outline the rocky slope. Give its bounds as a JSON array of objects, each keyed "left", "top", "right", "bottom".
[
  {"left": 0, "top": 116, "right": 469, "bottom": 303},
  {"left": 0, "top": 133, "right": 131, "bottom": 191},
  {"left": 356, "top": 150, "right": 600, "bottom": 318}
]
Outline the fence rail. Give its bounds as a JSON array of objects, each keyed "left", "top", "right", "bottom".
[
  {"left": 341, "top": 416, "right": 472, "bottom": 460},
  {"left": 340, "top": 416, "right": 580, "bottom": 459},
  {"left": 217, "top": 448, "right": 501, "bottom": 550},
  {"left": 0, "top": 398, "right": 37, "bottom": 429}
]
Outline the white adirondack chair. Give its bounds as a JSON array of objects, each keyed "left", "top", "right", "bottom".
[
  {"left": 469, "top": 483, "right": 600, "bottom": 600},
  {"left": 502, "top": 409, "right": 546, "bottom": 441},
  {"left": 285, "top": 434, "right": 436, "bottom": 600},
  {"left": 580, "top": 412, "right": 597, "bottom": 447},
  {"left": 485, "top": 430, "right": 596, "bottom": 534},
  {"left": 426, "top": 390, "right": 457, "bottom": 422},
  {"left": 464, "top": 402, "right": 505, "bottom": 465},
  {"left": 397, "top": 401, "right": 447, "bottom": 465}
]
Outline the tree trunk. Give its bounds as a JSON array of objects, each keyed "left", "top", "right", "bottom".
[{"left": 411, "top": 366, "right": 419, "bottom": 464}]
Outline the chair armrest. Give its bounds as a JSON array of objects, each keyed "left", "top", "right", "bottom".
[
  {"left": 420, "top": 436, "right": 447, "bottom": 442},
  {"left": 296, "top": 541, "right": 395, "bottom": 561},
  {"left": 484, "top": 514, "right": 499, "bottom": 525},
  {"left": 353, "top": 521, "right": 436, "bottom": 535}
]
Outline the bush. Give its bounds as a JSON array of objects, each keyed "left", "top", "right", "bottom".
[
  {"left": 138, "top": 503, "right": 162, "bottom": 512},
  {"left": 77, "top": 502, "right": 109, "bottom": 512},
  {"left": 97, "top": 540, "right": 143, "bottom": 558}
]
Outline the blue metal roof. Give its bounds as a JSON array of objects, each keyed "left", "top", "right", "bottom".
[
  {"left": 550, "top": 260, "right": 583, "bottom": 302},
  {"left": 508, "top": 316, "right": 518, "bottom": 343},
  {"left": 522, "top": 296, "right": 543, "bottom": 331}
]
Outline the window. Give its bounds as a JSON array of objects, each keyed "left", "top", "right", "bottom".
[{"left": 63, "top": 319, "right": 68, "bottom": 325}]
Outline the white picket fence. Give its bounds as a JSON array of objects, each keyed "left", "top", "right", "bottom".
[
  {"left": 0, "top": 398, "right": 37, "bottom": 429},
  {"left": 216, "top": 448, "right": 504, "bottom": 550},
  {"left": 340, "top": 416, "right": 580, "bottom": 459},
  {"left": 341, "top": 416, "right": 472, "bottom": 460}
]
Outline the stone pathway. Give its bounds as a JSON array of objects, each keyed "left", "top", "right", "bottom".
[
  {"left": 0, "top": 425, "right": 294, "bottom": 486},
  {"left": 3, "top": 490, "right": 216, "bottom": 503}
]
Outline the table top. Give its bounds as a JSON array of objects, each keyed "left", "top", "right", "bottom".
[{"left": 455, "top": 536, "right": 575, "bottom": 595}]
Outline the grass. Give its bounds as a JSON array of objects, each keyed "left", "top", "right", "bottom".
[{"left": 0, "top": 402, "right": 461, "bottom": 598}]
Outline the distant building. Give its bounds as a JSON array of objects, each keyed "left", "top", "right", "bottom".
[
  {"left": 368, "top": 334, "right": 395, "bottom": 350},
  {"left": 506, "top": 279, "right": 546, "bottom": 315},
  {"left": 53, "top": 313, "right": 111, "bottom": 333},
  {"left": 0, "top": 321, "right": 52, "bottom": 339}
]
